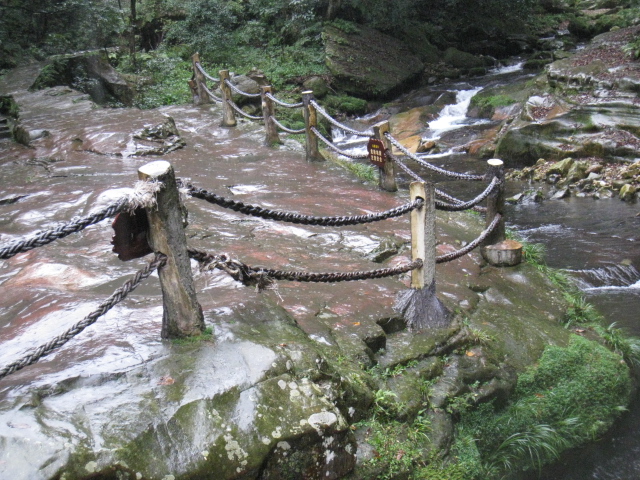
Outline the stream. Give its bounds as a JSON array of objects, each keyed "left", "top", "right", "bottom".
[{"left": 334, "top": 63, "right": 640, "bottom": 480}]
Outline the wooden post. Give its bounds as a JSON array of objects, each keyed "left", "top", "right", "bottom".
[
  {"left": 191, "top": 53, "right": 210, "bottom": 106},
  {"left": 138, "top": 161, "right": 205, "bottom": 339},
  {"left": 410, "top": 181, "right": 435, "bottom": 290},
  {"left": 302, "top": 91, "right": 322, "bottom": 162},
  {"left": 373, "top": 121, "right": 398, "bottom": 192},
  {"left": 482, "top": 158, "right": 506, "bottom": 247},
  {"left": 219, "top": 70, "right": 237, "bottom": 128},
  {"left": 262, "top": 86, "right": 281, "bottom": 146}
]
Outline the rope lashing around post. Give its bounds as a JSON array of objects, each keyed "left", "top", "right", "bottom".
[
  {"left": 224, "top": 79, "right": 262, "bottom": 98},
  {"left": 0, "top": 181, "right": 161, "bottom": 260},
  {"left": 309, "top": 100, "right": 374, "bottom": 137},
  {"left": 310, "top": 127, "right": 369, "bottom": 160},
  {"left": 195, "top": 62, "right": 220, "bottom": 83},
  {"left": 184, "top": 183, "right": 424, "bottom": 226},
  {"left": 202, "top": 83, "right": 223, "bottom": 103},
  {"left": 265, "top": 92, "right": 303, "bottom": 109},
  {"left": 435, "top": 213, "right": 502, "bottom": 264},
  {"left": 227, "top": 100, "right": 263, "bottom": 120},
  {"left": 270, "top": 116, "right": 306, "bottom": 134},
  {"left": 0, "top": 253, "right": 167, "bottom": 381},
  {"left": 384, "top": 132, "right": 485, "bottom": 181},
  {"left": 188, "top": 247, "right": 422, "bottom": 289},
  {"left": 434, "top": 176, "right": 501, "bottom": 212}
]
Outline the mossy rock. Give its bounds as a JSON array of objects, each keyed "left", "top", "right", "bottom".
[{"left": 443, "top": 48, "right": 485, "bottom": 70}]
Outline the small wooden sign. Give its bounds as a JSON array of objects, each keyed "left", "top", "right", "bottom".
[
  {"left": 111, "top": 208, "right": 152, "bottom": 261},
  {"left": 367, "top": 138, "right": 386, "bottom": 168}
]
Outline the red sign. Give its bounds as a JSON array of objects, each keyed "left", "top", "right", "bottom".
[
  {"left": 111, "top": 208, "right": 152, "bottom": 261},
  {"left": 367, "top": 138, "right": 386, "bottom": 168}
]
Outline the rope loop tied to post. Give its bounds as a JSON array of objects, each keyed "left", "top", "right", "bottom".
[
  {"left": 436, "top": 213, "right": 502, "bottom": 263},
  {"left": 0, "top": 253, "right": 167, "bottom": 381},
  {"left": 189, "top": 247, "right": 422, "bottom": 289},
  {"left": 184, "top": 183, "right": 424, "bottom": 226}
]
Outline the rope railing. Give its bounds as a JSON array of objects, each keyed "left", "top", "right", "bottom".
[
  {"left": 310, "top": 99, "right": 373, "bottom": 137},
  {"left": 311, "top": 126, "right": 369, "bottom": 160},
  {"left": 224, "top": 78, "right": 262, "bottom": 98},
  {"left": 270, "top": 116, "right": 306, "bottom": 134},
  {"left": 0, "top": 253, "right": 166, "bottom": 380},
  {"left": 184, "top": 183, "right": 424, "bottom": 226},
  {"left": 384, "top": 132, "right": 485, "bottom": 181},
  {"left": 265, "top": 92, "right": 303, "bottom": 109},
  {"left": 434, "top": 177, "right": 500, "bottom": 212},
  {"left": 227, "top": 100, "right": 263, "bottom": 121},
  {"left": 202, "top": 83, "right": 223, "bottom": 103},
  {"left": 195, "top": 62, "right": 220, "bottom": 83},
  {"left": 436, "top": 213, "right": 502, "bottom": 263}
]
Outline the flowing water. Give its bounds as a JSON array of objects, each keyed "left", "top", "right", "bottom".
[
  {"left": 1, "top": 60, "right": 639, "bottom": 478},
  {"left": 333, "top": 62, "right": 640, "bottom": 479}
]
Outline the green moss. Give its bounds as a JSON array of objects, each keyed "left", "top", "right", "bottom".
[{"left": 170, "top": 326, "right": 214, "bottom": 345}]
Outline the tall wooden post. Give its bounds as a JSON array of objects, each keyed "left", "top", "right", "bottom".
[
  {"left": 373, "top": 121, "right": 398, "bottom": 192},
  {"left": 219, "top": 70, "right": 237, "bottom": 128},
  {"left": 138, "top": 161, "right": 205, "bottom": 339},
  {"left": 191, "top": 53, "right": 210, "bottom": 106},
  {"left": 262, "top": 86, "right": 281, "bottom": 146},
  {"left": 482, "top": 158, "right": 506, "bottom": 247},
  {"left": 410, "top": 181, "right": 435, "bottom": 290},
  {"left": 302, "top": 91, "right": 322, "bottom": 162}
]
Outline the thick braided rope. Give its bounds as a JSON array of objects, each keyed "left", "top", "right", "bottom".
[
  {"left": 311, "top": 127, "right": 369, "bottom": 160},
  {"left": 309, "top": 100, "right": 373, "bottom": 137},
  {"left": 224, "top": 79, "right": 261, "bottom": 98},
  {"left": 435, "top": 188, "right": 487, "bottom": 213},
  {"left": 266, "top": 92, "right": 303, "bottom": 108},
  {"left": 0, "top": 253, "right": 167, "bottom": 381},
  {"left": 0, "top": 198, "right": 127, "bottom": 260},
  {"left": 436, "top": 213, "right": 502, "bottom": 263},
  {"left": 195, "top": 62, "right": 220, "bottom": 83},
  {"left": 388, "top": 151, "right": 424, "bottom": 182},
  {"left": 227, "top": 100, "right": 263, "bottom": 120},
  {"left": 435, "top": 177, "right": 500, "bottom": 212},
  {"left": 202, "top": 83, "right": 223, "bottom": 103},
  {"left": 185, "top": 183, "right": 423, "bottom": 226},
  {"left": 270, "top": 116, "right": 305, "bottom": 134},
  {"left": 189, "top": 247, "right": 422, "bottom": 284},
  {"left": 384, "top": 132, "right": 484, "bottom": 181}
]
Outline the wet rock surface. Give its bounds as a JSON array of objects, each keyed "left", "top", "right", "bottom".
[{"left": 0, "top": 62, "right": 599, "bottom": 479}]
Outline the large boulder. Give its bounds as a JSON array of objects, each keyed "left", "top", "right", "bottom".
[
  {"left": 323, "top": 24, "right": 424, "bottom": 99},
  {"left": 30, "top": 53, "right": 135, "bottom": 106}
]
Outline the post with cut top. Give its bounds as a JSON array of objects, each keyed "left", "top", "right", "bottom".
[
  {"left": 410, "top": 181, "right": 435, "bottom": 290},
  {"left": 302, "top": 91, "right": 322, "bottom": 162},
  {"left": 262, "top": 86, "right": 281, "bottom": 146},
  {"left": 191, "top": 53, "right": 210, "bottom": 106},
  {"left": 373, "top": 121, "right": 398, "bottom": 192},
  {"left": 219, "top": 70, "right": 237, "bottom": 128},
  {"left": 138, "top": 160, "right": 205, "bottom": 339}
]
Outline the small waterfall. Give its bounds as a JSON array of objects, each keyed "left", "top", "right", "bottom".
[
  {"left": 568, "top": 264, "right": 640, "bottom": 291},
  {"left": 423, "top": 87, "right": 484, "bottom": 141}
]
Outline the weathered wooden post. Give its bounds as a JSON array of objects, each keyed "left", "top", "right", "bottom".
[
  {"left": 481, "top": 158, "right": 522, "bottom": 266},
  {"left": 302, "top": 91, "right": 322, "bottom": 162},
  {"left": 261, "top": 86, "right": 281, "bottom": 146},
  {"left": 373, "top": 121, "right": 398, "bottom": 192},
  {"left": 219, "top": 70, "right": 237, "bottom": 128},
  {"left": 138, "top": 160, "right": 205, "bottom": 338},
  {"left": 191, "top": 53, "right": 210, "bottom": 106}
]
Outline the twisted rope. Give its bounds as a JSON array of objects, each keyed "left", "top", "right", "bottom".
[
  {"left": 435, "top": 177, "right": 500, "bottom": 212},
  {"left": 195, "top": 62, "right": 220, "bottom": 83},
  {"left": 203, "top": 83, "right": 223, "bottom": 103},
  {"left": 189, "top": 247, "right": 422, "bottom": 286},
  {"left": 310, "top": 100, "right": 373, "bottom": 137},
  {"left": 270, "top": 116, "right": 306, "bottom": 134},
  {"left": 436, "top": 213, "right": 502, "bottom": 263},
  {"left": 311, "top": 127, "right": 369, "bottom": 160},
  {"left": 185, "top": 183, "right": 423, "bottom": 226},
  {"left": 224, "top": 79, "right": 261, "bottom": 98},
  {"left": 384, "top": 132, "right": 484, "bottom": 181},
  {"left": 0, "top": 199, "right": 127, "bottom": 260},
  {"left": 0, "top": 253, "right": 167, "bottom": 381},
  {"left": 389, "top": 151, "right": 424, "bottom": 182},
  {"left": 266, "top": 92, "right": 303, "bottom": 109},
  {"left": 435, "top": 188, "right": 487, "bottom": 214},
  {"left": 227, "top": 100, "right": 263, "bottom": 120}
]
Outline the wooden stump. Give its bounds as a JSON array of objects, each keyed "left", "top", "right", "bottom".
[{"left": 482, "top": 239, "right": 523, "bottom": 267}]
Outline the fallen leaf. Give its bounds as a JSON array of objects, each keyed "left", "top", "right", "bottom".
[
  {"left": 158, "top": 376, "right": 175, "bottom": 386},
  {"left": 396, "top": 450, "right": 405, "bottom": 460},
  {"left": 466, "top": 351, "right": 476, "bottom": 357},
  {"left": 353, "top": 322, "right": 361, "bottom": 326}
]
